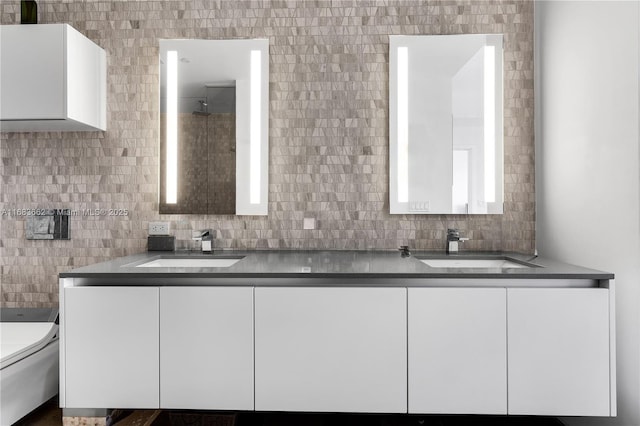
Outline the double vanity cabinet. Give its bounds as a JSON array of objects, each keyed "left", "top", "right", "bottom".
[{"left": 59, "top": 251, "right": 616, "bottom": 418}]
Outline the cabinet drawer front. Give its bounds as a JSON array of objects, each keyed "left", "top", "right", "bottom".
[
  {"left": 408, "top": 288, "right": 507, "bottom": 414},
  {"left": 160, "top": 287, "right": 254, "bottom": 410},
  {"left": 508, "top": 288, "right": 610, "bottom": 416},
  {"left": 255, "top": 287, "right": 407, "bottom": 413},
  {"left": 64, "top": 286, "right": 159, "bottom": 408}
]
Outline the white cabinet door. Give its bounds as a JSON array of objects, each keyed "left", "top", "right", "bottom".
[
  {"left": 0, "top": 24, "right": 106, "bottom": 131},
  {"left": 508, "top": 288, "right": 610, "bottom": 416},
  {"left": 64, "top": 287, "right": 159, "bottom": 408},
  {"left": 408, "top": 288, "right": 507, "bottom": 414},
  {"left": 160, "top": 287, "right": 254, "bottom": 410},
  {"left": 0, "top": 25, "right": 64, "bottom": 120},
  {"left": 255, "top": 287, "right": 407, "bottom": 413}
]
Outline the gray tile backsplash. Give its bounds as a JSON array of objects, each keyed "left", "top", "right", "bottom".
[{"left": 0, "top": 0, "right": 534, "bottom": 307}]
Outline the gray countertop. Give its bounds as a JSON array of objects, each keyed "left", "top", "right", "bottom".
[{"left": 59, "top": 250, "right": 613, "bottom": 282}]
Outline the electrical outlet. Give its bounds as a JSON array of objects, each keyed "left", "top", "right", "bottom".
[
  {"left": 409, "top": 201, "right": 430, "bottom": 212},
  {"left": 149, "top": 221, "right": 170, "bottom": 235}
]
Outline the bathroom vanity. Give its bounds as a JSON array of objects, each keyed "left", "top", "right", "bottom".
[{"left": 58, "top": 251, "right": 615, "bottom": 418}]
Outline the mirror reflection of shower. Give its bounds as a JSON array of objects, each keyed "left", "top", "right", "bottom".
[
  {"left": 191, "top": 85, "right": 235, "bottom": 116},
  {"left": 159, "top": 38, "right": 270, "bottom": 216},
  {"left": 193, "top": 99, "right": 210, "bottom": 116},
  {"left": 160, "top": 83, "right": 237, "bottom": 214}
]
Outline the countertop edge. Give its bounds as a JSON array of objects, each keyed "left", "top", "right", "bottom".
[
  {"left": 57, "top": 250, "right": 614, "bottom": 281},
  {"left": 58, "top": 271, "right": 614, "bottom": 280}
]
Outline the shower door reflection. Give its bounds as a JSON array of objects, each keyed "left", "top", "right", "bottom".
[{"left": 160, "top": 87, "right": 236, "bottom": 214}]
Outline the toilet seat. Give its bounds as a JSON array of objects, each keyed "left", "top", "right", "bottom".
[{"left": 1, "top": 322, "right": 59, "bottom": 369}]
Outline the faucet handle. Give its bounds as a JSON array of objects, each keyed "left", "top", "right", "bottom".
[
  {"left": 398, "top": 245, "right": 411, "bottom": 257},
  {"left": 447, "top": 229, "right": 460, "bottom": 241},
  {"left": 192, "top": 229, "right": 213, "bottom": 240}
]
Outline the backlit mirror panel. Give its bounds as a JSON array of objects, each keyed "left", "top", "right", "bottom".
[
  {"left": 159, "top": 39, "right": 269, "bottom": 215},
  {"left": 389, "top": 34, "right": 504, "bottom": 214}
]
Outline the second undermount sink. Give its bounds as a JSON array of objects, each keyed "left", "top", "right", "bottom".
[
  {"left": 135, "top": 256, "right": 245, "bottom": 268},
  {"left": 419, "top": 257, "right": 536, "bottom": 269}
]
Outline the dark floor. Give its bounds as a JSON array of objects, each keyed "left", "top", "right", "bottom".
[
  {"left": 13, "top": 397, "right": 61, "bottom": 426},
  {"left": 235, "top": 412, "right": 565, "bottom": 426},
  {"left": 15, "top": 397, "right": 565, "bottom": 426}
]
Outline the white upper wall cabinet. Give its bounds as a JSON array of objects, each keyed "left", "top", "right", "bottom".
[{"left": 0, "top": 24, "right": 106, "bottom": 132}]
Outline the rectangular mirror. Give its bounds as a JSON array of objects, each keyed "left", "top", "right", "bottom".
[
  {"left": 159, "top": 39, "right": 269, "bottom": 215},
  {"left": 389, "top": 34, "right": 504, "bottom": 214}
]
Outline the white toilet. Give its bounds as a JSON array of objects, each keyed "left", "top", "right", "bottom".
[{"left": 1, "top": 308, "right": 59, "bottom": 426}]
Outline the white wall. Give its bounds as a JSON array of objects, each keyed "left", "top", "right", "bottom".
[{"left": 535, "top": 1, "right": 640, "bottom": 425}]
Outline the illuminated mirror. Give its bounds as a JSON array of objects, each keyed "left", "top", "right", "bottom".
[
  {"left": 389, "top": 34, "right": 503, "bottom": 214},
  {"left": 159, "top": 39, "right": 268, "bottom": 215}
]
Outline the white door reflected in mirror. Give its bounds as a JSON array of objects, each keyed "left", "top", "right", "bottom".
[{"left": 389, "top": 34, "right": 504, "bottom": 215}]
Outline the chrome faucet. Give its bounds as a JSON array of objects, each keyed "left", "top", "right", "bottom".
[
  {"left": 446, "top": 228, "right": 469, "bottom": 254},
  {"left": 192, "top": 229, "right": 214, "bottom": 253},
  {"left": 399, "top": 245, "right": 411, "bottom": 258}
]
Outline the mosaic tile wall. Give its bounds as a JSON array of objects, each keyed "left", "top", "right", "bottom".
[{"left": 0, "top": 0, "right": 534, "bottom": 307}]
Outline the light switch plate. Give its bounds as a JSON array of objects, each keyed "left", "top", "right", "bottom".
[
  {"left": 303, "top": 218, "right": 316, "bottom": 230},
  {"left": 149, "top": 221, "right": 170, "bottom": 235}
]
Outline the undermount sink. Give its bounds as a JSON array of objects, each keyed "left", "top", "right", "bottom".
[
  {"left": 419, "top": 257, "right": 536, "bottom": 269},
  {"left": 135, "top": 256, "right": 245, "bottom": 268}
]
